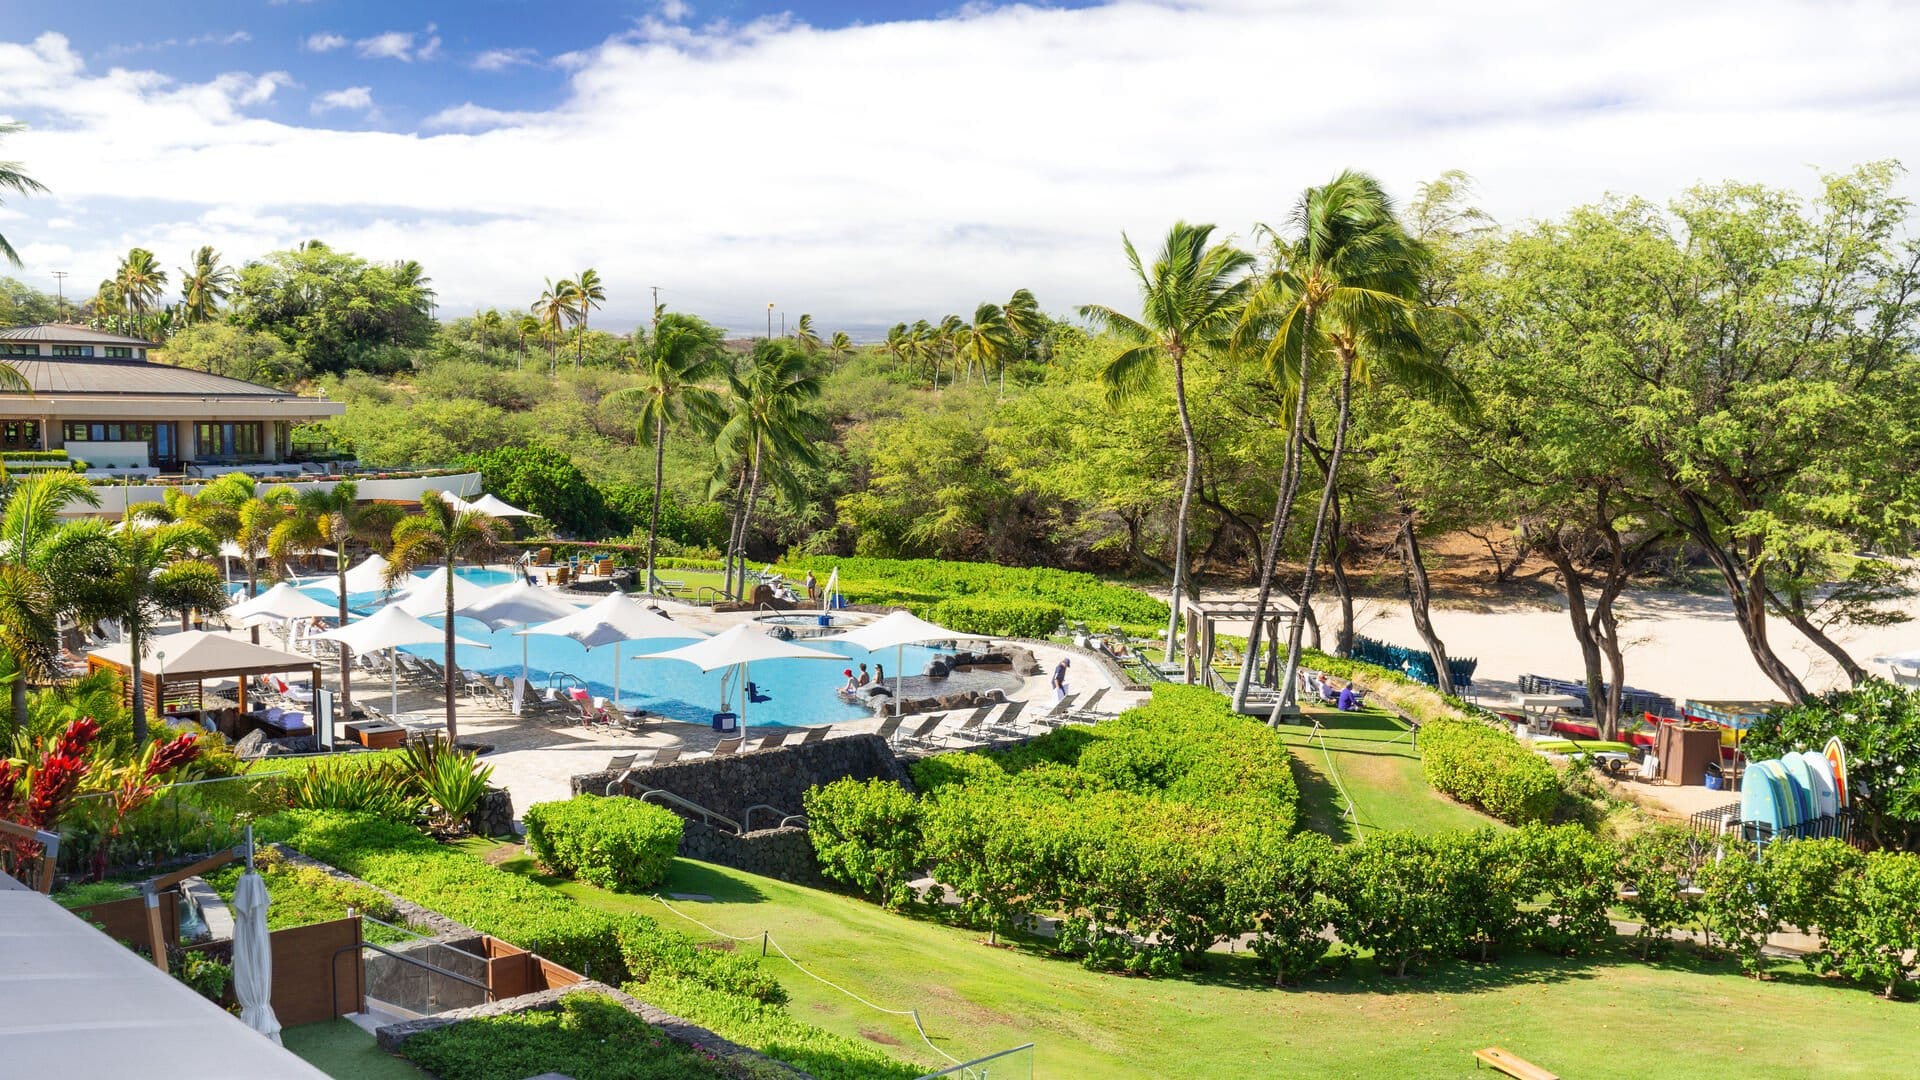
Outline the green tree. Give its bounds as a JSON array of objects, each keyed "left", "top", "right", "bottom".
[
  {"left": 228, "top": 242, "right": 437, "bottom": 375},
  {"left": 959, "top": 302, "right": 1015, "bottom": 396},
  {"left": 153, "top": 323, "right": 302, "bottom": 387},
  {"left": 113, "top": 248, "right": 170, "bottom": 321},
  {"left": 718, "top": 340, "right": 824, "bottom": 597},
  {"left": 177, "top": 245, "right": 233, "bottom": 324},
  {"left": 0, "top": 123, "right": 47, "bottom": 268},
  {"left": 571, "top": 268, "right": 604, "bottom": 368},
  {"left": 534, "top": 278, "right": 578, "bottom": 372},
  {"left": 607, "top": 310, "right": 726, "bottom": 592},
  {"left": 457, "top": 443, "right": 608, "bottom": 535},
  {"left": 827, "top": 330, "right": 853, "bottom": 359},
  {"left": 385, "top": 493, "right": 502, "bottom": 743},
  {"left": 793, "top": 313, "right": 822, "bottom": 355},
  {"left": 0, "top": 472, "right": 100, "bottom": 727},
  {"left": 1081, "top": 221, "right": 1254, "bottom": 662},
  {"left": 268, "top": 480, "right": 400, "bottom": 720},
  {"left": 1004, "top": 288, "right": 1045, "bottom": 361},
  {"left": 43, "top": 520, "right": 224, "bottom": 744}
]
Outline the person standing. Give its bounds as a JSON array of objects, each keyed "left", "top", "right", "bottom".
[
  {"left": 805, "top": 570, "right": 819, "bottom": 603},
  {"left": 1052, "top": 657, "right": 1071, "bottom": 702}
]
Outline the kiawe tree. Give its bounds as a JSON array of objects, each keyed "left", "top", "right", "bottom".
[{"left": 1082, "top": 222, "right": 1254, "bottom": 664}]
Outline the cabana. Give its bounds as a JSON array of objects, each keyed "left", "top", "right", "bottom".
[
  {"left": 1178, "top": 598, "right": 1298, "bottom": 700},
  {"left": 86, "top": 630, "right": 319, "bottom": 730}
]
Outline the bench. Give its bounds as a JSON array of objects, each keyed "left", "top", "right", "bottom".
[{"left": 1474, "top": 1047, "right": 1557, "bottom": 1080}]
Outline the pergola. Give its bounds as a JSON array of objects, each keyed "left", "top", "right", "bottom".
[
  {"left": 87, "top": 630, "right": 320, "bottom": 723},
  {"left": 1180, "top": 598, "right": 1299, "bottom": 691}
]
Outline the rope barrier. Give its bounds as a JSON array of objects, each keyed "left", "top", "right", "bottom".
[
  {"left": 651, "top": 893, "right": 962, "bottom": 1066},
  {"left": 1309, "top": 721, "right": 1363, "bottom": 841}
]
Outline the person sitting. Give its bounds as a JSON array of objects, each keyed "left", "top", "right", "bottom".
[
  {"left": 840, "top": 669, "right": 859, "bottom": 694},
  {"left": 1336, "top": 682, "right": 1360, "bottom": 712},
  {"left": 857, "top": 663, "right": 872, "bottom": 687},
  {"left": 1317, "top": 673, "right": 1337, "bottom": 702}
]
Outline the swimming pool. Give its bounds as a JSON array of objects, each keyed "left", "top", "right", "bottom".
[
  {"left": 227, "top": 565, "right": 518, "bottom": 614},
  {"left": 409, "top": 618, "right": 941, "bottom": 727}
]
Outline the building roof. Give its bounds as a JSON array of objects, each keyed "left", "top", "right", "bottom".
[
  {"left": 0, "top": 323, "right": 157, "bottom": 347},
  {"left": 3, "top": 355, "right": 300, "bottom": 397}
]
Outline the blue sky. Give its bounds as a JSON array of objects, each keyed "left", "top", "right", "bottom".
[{"left": 0, "top": 1, "right": 1914, "bottom": 335}]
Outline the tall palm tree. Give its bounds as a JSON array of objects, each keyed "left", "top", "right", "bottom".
[
  {"left": 0, "top": 122, "right": 46, "bottom": 268},
  {"left": 269, "top": 481, "right": 399, "bottom": 721},
  {"left": 1004, "top": 288, "right": 1046, "bottom": 362},
  {"left": 515, "top": 313, "right": 541, "bottom": 371},
  {"left": 1081, "top": 222, "right": 1254, "bottom": 663},
  {"left": 793, "top": 314, "right": 823, "bottom": 354},
  {"left": 572, "top": 268, "right": 605, "bottom": 368},
  {"left": 906, "top": 320, "right": 933, "bottom": 384},
  {"left": 475, "top": 308, "right": 506, "bottom": 350},
  {"left": 935, "top": 315, "right": 965, "bottom": 386},
  {"left": 719, "top": 341, "right": 823, "bottom": 597},
  {"left": 391, "top": 259, "right": 436, "bottom": 316},
  {"left": 0, "top": 472, "right": 99, "bottom": 726},
  {"left": 828, "top": 330, "right": 854, "bottom": 360},
  {"left": 535, "top": 278, "right": 578, "bottom": 372},
  {"left": 608, "top": 312, "right": 727, "bottom": 594},
  {"left": 1234, "top": 171, "right": 1463, "bottom": 711},
  {"left": 114, "top": 248, "right": 170, "bottom": 320},
  {"left": 882, "top": 323, "right": 910, "bottom": 372},
  {"left": 960, "top": 302, "right": 1016, "bottom": 396},
  {"left": 385, "top": 494, "right": 501, "bottom": 743},
  {"left": 178, "top": 246, "right": 234, "bottom": 324},
  {"left": 44, "top": 520, "right": 224, "bottom": 744}
]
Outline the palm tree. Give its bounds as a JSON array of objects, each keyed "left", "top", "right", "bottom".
[
  {"left": 1004, "top": 288, "right": 1045, "bottom": 363},
  {"left": 178, "top": 246, "right": 234, "bottom": 324},
  {"left": 1234, "top": 171, "right": 1463, "bottom": 711},
  {"left": 114, "top": 248, "right": 170, "bottom": 320},
  {"left": 828, "top": 330, "right": 854, "bottom": 360},
  {"left": 882, "top": 323, "right": 910, "bottom": 372},
  {"left": 1081, "top": 222, "right": 1254, "bottom": 664},
  {"left": 608, "top": 312, "right": 727, "bottom": 594},
  {"left": 0, "top": 122, "right": 46, "bottom": 268},
  {"left": 572, "top": 268, "right": 605, "bottom": 368},
  {"left": 718, "top": 341, "right": 823, "bottom": 597},
  {"left": 391, "top": 259, "right": 436, "bottom": 316},
  {"left": 906, "top": 320, "right": 933, "bottom": 384},
  {"left": 515, "top": 313, "right": 541, "bottom": 370},
  {"left": 794, "top": 314, "right": 823, "bottom": 354},
  {"left": 935, "top": 315, "right": 965, "bottom": 386},
  {"left": 44, "top": 520, "right": 224, "bottom": 744},
  {"left": 0, "top": 472, "right": 99, "bottom": 726},
  {"left": 269, "top": 481, "right": 399, "bottom": 721},
  {"left": 534, "top": 278, "right": 578, "bottom": 372},
  {"left": 960, "top": 302, "right": 1016, "bottom": 396},
  {"left": 385, "top": 493, "right": 501, "bottom": 743},
  {"left": 475, "top": 308, "right": 506, "bottom": 350}
]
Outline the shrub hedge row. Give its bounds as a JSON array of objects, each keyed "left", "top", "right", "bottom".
[
  {"left": 921, "top": 597, "right": 1065, "bottom": 639},
  {"left": 525, "top": 796, "right": 683, "bottom": 892},
  {"left": 401, "top": 992, "right": 722, "bottom": 1080},
  {"left": 1419, "top": 715, "right": 1562, "bottom": 824},
  {"left": 778, "top": 554, "right": 1168, "bottom": 629}
]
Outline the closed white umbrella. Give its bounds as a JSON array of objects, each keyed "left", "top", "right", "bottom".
[
  {"left": 639, "top": 623, "right": 841, "bottom": 744},
  {"left": 230, "top": 843, "right": 281, "bottom": 1044},
  {"left": 825, "top": 609, "right": 986, "bottom": 706},
  {"left": 518, "top": 593, "right": 703, "bottom": 708},
  {"left": 314, "top": 605, "right": 491, "bottom": 716}
]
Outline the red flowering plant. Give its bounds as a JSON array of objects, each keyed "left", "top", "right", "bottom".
[
  {"left": 86, "top": 731, "right": 203, "bottom": 882},
  {"left": 0, "top": 716, "right": 100, "bottom": 883}
]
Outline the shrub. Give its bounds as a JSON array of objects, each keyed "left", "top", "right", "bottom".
[
  {"left": 524, "top": 796, "right": 683, "bottom": 893},
  {"left": 803, "top": 779, "right": 924, "bottom": 909},
  {"left": 170, "top": 949, "right": 231, "bottom": 1002},
  {"left": 777, "top": 554, "right": 1168, "bottom": 629},
  {"left": 1333, "top": 832, "right": 1463, "bottom": 977},
  {"left": 630, "top": 976, "right": 921, "bottom": 1080},
  {"left": 1445, "top": 830, "right": 1528, "bottom": 962},
  {"left": 52, "top": 880, "right": 139, "bottom": 909},
  {"left": 1764, "top": 838, "right": 1865, "bottom": 938},
  {"left": 402, "top": 992, "right": 723, "bottom": 1080},
  {"left": 1506, "top": 824, "right": 1615, "bottom": 955},
  {"left": 1697, "top": 840, "right": 1778, "bottom": 976},
  {"left": 399, "top": 735, "right": 494, "bottom": 829},
  {"left": 1820, "top": 851, "right": 1920, "bottom": 999},
  {"left": 1420, "top": 716, "right": 1561, "bottom": 825},
  {"left": 921, "top": 596, "right": 1065, "bottom": 639},
  {"left": 1225, "top": 832, "right": 1340, "bottom": 986},
  {"left": 284, "top": 756, "right": 425, "bottom": 821},
  {"left": 1616, "top": 826, "right": 1697, "bottom": 958}
]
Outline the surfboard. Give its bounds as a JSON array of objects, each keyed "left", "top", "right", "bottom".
[
  {"left": 1799, "top": 750, "right": 1839, "bottom": 818},
  {"left": 1742, "top": 760, "right": 1790, "bottom": 835},
  {"left": 1824, "top": 736, "right": 1849, "bottom": 809},
  {"left": 1780, "top": 754, "right": 1819, "bottom": 825}
]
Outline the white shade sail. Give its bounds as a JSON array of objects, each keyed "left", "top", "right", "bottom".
[
  {"left": 225, "top": 582, "right": 339, "bottom": 623},
  {"left": 318, "top": 553, "right": 395, "bottom": 596},
  {"left": 394, "top": 567, "right": 493, "bottom": 617},
  {"left": 230, "top": 871, "right": 281, "bottom": 1044},
  {"left": 517, "top": 591, "right": 702, "bottom": 650},
  {"left": 468, "top": 493, "right": 535, "bottom": 517},
  {"left": 313, "top": 604, "right": 492, "bottom": 655},
  {"left": 638, "top": 622, "right": 842, "bottom": 671},
  {"left": 456, "top": 580, "right": 581, "bottom": 631},
  {"left": 1872, "top": 649, "right": 1920, "bottom": 667},
  {"left": 825, "top": 609, "right": 985, "bottom": 652}
]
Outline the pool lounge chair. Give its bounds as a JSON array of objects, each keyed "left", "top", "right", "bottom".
[
  {"left": 1029, "top": 694, "right": 1080, "bottom": 731},
  {"left": 796, "top": 725, "right": 830, "bottom": 745},
  {"left": 982, "top": 700, "right": 1031, "bottom": 741},
  {"left": 894, "top": 713, "right": 949, "bottom": 751},
  {"left": 710, "top": 736, "right": 745, "bottom": 758},
  {"left": 1062, "top": 688, "right": 1110, "bottom": 722},
  {"left": 753, "top": 730, "right": 789, "bottom": 752},
  {"left": 871, "top": 715, "right": 905, "bottom": 744},
  {"left": 935, "top": 706, "right": 996, "bottom": 749}
]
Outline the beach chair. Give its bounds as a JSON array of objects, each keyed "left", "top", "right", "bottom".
[
  {"left": 871, "top": 715, "right": 905, "bottom": 744},
  {"left": 936, "top": 706, "right": 996, "bottom": 749},
  {"left": 649, "top": 746, "right": 682, "bottom": 768},
  {"left": 711, "top": 736, "right": 745, "bottom": 758},
  {"left": 797, "top": 726, "right": 829, "bottom": 745},
  {"left": 897, "top": 712, "right": 956, "bottom": 751},
  {"left": 1030, "top": 694, "right": 1080, "bottom": 731},
  {"left": 754, "top": 730, "right": 790, "bottom": 752},
  {"left": 1063, "top": 687, "right": 1110, "bottom": 722},
  {"left": 983, "top": 700, "right": 1031, "bottom": 741},
  {"left": 606, "top": 753, "right": 637, "bottom": 774}
]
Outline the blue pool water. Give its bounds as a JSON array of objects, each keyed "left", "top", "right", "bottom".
[{"left": 228, "top": 566, "right": 516, "bottom": 614}]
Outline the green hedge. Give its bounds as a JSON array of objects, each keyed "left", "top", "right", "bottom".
[
  {"left": 779, "top": 555, "right": 1167, "bottom": 628},
  {"left": 921, "top": 596, "right": 1064, "bottom": 639},
  {"left": 801, "top": 778, "right": 924, "bottom": 909},
  {"left": 525, "top": 796, "right": 683, "bottom": 892},
  {"left": 402, "top": 992, "right": 722, "bottom": 1080},
  {"left": 1419, "top": 716, "right": 1562, "bottom": 824}
]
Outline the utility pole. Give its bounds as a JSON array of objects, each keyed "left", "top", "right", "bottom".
[
  {"left": 766, "top": 303, "right": 773, "bottom": 339},
  {"left": 51, "top": 271, "right": 68, "bottom": 321},
  {"left": 780, "top": 312, "right": 785, "bottom": 338}
]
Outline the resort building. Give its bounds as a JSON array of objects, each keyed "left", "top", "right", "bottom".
[{"left": 0, "top": 324, "right": 343, "bottom": 472}]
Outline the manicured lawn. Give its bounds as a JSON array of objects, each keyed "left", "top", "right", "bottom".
[
  {"left": 1278, "top": 705, "right": 1501, "bottom": 839},
  {"left": 482, "top": 848, "right": 1920, "bottom": 1080},
  {"left": 283, "top": 1019, "right": 427, "bottom": 1080}
]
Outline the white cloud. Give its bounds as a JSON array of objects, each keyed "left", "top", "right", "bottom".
[
  {"left": 310, "top": 85, "right": 374, "bottom": 116},
  {"left": 471, "top": 47, "right": 538, "bottom": 72},
  {"left": 100, "top": 29, "right": 251, "bottom": 57},
  {"left": 302, "top": 32, "right": 347, "bottom": 53},
  {"left": 658, "top": 0, "right": 693, "bottom": 21},
  {"left": 2, "top": 4, "right": 1918, "bottom": 333},
  {"left": 355, "top": 32, "right": 416, "bottom": 61}
]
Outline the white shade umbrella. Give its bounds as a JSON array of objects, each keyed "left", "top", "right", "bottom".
[
  {"left": 517, "top": 593, "right": 704, "bottom": 708},
  {"left": 825, "top": 609, "right": 987, "bottom": 705},
  {"left": 314, "top": 552, "right": 395, "bottom": 597},
  {"left": 315, "top": 605, "right": 491, "bottom": 715},
  {"left": 639, "top": 623, "right": 841, "bottom": 743},
  {"left": 394, "top": 567, "right": 493, "bottom": 617},
  {"left": 468, "top": 493, "right": 536, "bottom": 517},
  {"left": 458, "top": 582, "right": 584, "bottom": 705},
  {"left": 230, "top": 866, "right": 281, "bottom": 1044},
  {"left": 225, "top": 582, "right": 339, "bottom": 623}
]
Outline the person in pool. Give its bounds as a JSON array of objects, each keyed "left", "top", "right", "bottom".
[
  {"left": 841, "top": 669, "right": 859, "bottom": 694},
  {"left": 858, "top": 663, "right": 872, "bottom": 686}
]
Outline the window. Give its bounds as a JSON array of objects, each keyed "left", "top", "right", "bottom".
[
  {"left": 51, "top": 345, "right": 93, "bottom": 358},
  {"left": 0, "top": 421, "right": 39, "bottom": 450},
  {"left": 103, "top": 346, "right": 134, "bottom": 359},
  {"left": 0, "top": 343, "right": 36, "bottom": 358},
  {"left": 62, "top": 421, "right": 171, "bottom": 464},
  {"left": 195, "top": 421, "right": 264, "bottom": 459}
]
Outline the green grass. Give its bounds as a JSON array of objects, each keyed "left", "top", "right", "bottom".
[
  {"left": 1278, "top": 705, "right": 1501, "bottom": 840},
  {"left": 474, "top": 848, "right": 1920, "bottom": 1079},
  {"left": 283, "top": 1019, "right": 427, "bottom": 1080}
]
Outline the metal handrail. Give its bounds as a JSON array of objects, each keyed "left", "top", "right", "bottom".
[
  {"left": 741, "top": 803, "right": 804, "bottom": 832},
  {"left": 638, "top": 788, "right": 742, "bottom": 834},
  {"left": 695, "top": 586, "right": 725, "bottom": 605},
  {"left": 914, "top": 1043, "right": 1037, "bottom": 1080}
]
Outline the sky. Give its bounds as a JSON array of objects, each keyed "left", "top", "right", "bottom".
[{"left": 0, "top": 0, "right": 1916, "bottom": 336}]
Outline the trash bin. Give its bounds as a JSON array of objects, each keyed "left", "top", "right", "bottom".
[
  {"left": 712, "top": 711, "right": 738, "bottom": 732},
  {"left": 1704, "top": 762, "right": 1724, "bottom": 791},
  {"left": 817, "top": 614, "right": 832, "bottom": 628}
]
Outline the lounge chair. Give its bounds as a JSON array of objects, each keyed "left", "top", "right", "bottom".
[
  {"left": 796, "top": 726, "right": 829, "bottom": 745},
  {"left": 606, "top": 753, "right": 637, "bottom": 774},
  {"left": 1063, "top": 688, "right": 1110, "bottom": 722},
  {"left": 983, "top": 700, "right": 1031, "bottom": 741},
  {"left": 895, "top": 712, "right": 952, "bottom": 751},
  {"left": 871, "top": 715, "right": 905, "bottom": 744},
  {"left": 754, "top": 730, "right": 789, "bottom": 752},
  {"left": 935, "top": 706, "right": 995, "bottom": 749},
  {"left": 1029, "top": 694, "right": 1080, "bottom": 731},
  {"left": 711, "top": 736, "right": 745, "bottom": 757}
]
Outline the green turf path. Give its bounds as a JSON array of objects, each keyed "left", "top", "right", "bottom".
[
  {"left": 1277, "top": 704, "right": 1501, "bottom": 839},
  {"left": 282, "top": 1019, "right": 427, "bottom": 1080}
]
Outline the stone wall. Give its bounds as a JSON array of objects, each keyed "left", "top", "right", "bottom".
[
  {"left": 679, "top": 821, "right": 824, "bottom": 886},
  {"left": 467, "top": 786, "right": 515, "bottom": 838},
  {"left": 570, "top": 733, "right": 914, "bottom": 822}
]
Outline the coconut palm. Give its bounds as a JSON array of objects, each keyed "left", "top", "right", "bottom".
[
  {"left": 269, "top": 481, "right": 400, "bottom": 720},
  {"left": 608, "top": 311, "right": 727, "bottom": 594},
  {"left": 1004, "top": 288, "right": 1046, "bottom": 362},
  {"left": 794, "top": 314, "right": 823, "bottom": 354},
  {"left": 515, "top": 313, "right": 541, "bottom": 370},
  {"left": 571, "top": 268, "right": 605, "bottom": 368},
  {"left": 718, "top": 341, "right": 824, "bottom": 596},
  {"left": 43, "top": 519, "right": 224, "bottom": 744},
  {"left": 0, "top": 123, "right": 46, "bottom": 268},
  {"left": 828, "top": 330, "right": 854, "bottom": 360},
  {"left": 960, "top": 302, "right": 1017, "bottom": 396},
  {"left": 391, "top": 259, "right": 436, "bottom": 315},
  {"left": 385, "top": 494, "right": 502, "bottom": 743},
  {"left": 935, "top": 315, "right": 965, "bottom": 386},
  {"left": 1081, "top": 222, "right": 1254, "bottom": 663},
  {"left": 0, "top": 472, "right": 100, "bottom": 726},
  {"left": 1234, "top": 171, "right": 1465, "bottom": 710},
  {"left": 178, "top": 246, "right": 234, "bottom": 324},
  {"left": 535, "top": 278, "right": 580, "bottom": 372},
  {"left": 114, "top": 248, "right": 170, "bottom": 320}
]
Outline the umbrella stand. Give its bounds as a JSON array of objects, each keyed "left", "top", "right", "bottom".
[
  {"left": 613, "top": 648, "right": 621, "bottom": 710},
  {"left": 390, "top": 647, "right": 400, "bottom": 717},
  {"left": 738, "top": 661, "right": 749, "bottom": 745}
]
